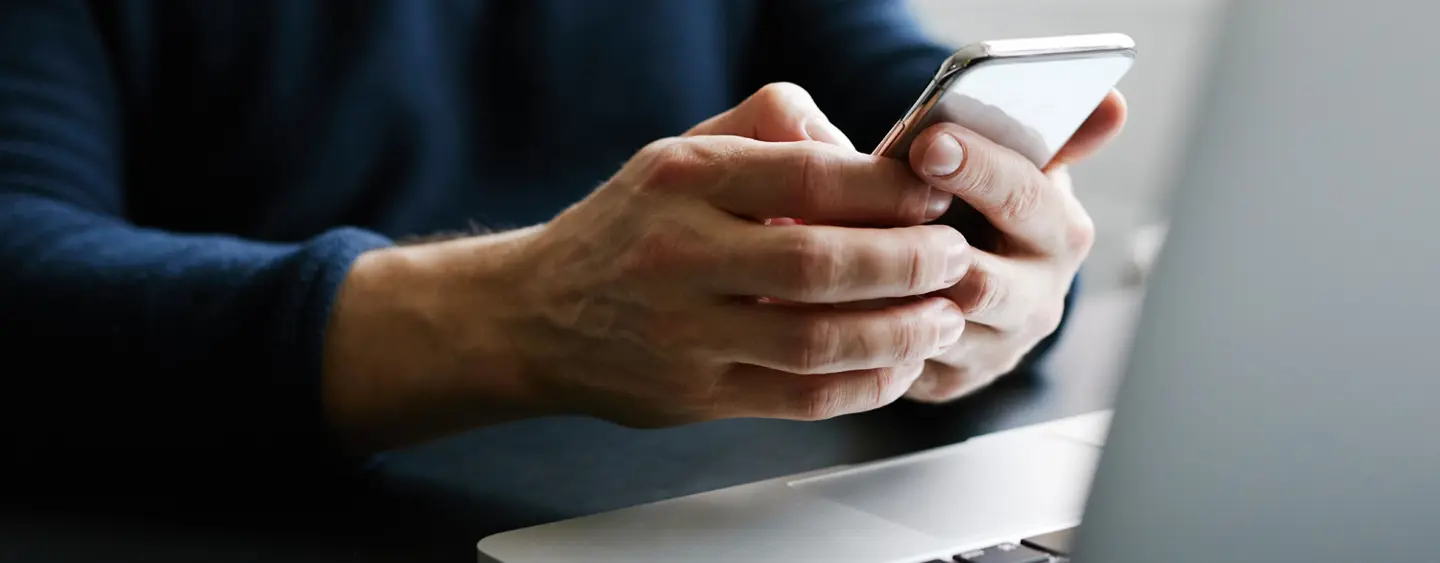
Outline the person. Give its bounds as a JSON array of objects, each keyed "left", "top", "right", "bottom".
[{"left": 0, "top": 1, "right": 1125, "bottom": 484}]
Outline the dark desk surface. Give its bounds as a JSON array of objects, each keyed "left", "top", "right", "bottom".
[{"left": 1, "top": 291, "right": 1143, "bottom": 563}]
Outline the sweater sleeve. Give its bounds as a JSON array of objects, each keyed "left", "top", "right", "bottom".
[
  {"left": 747, "top": 0, "right": 1075, "bottom": 374},
  {"left": 0, "top": 0, "right": 393, "bottom": 480}
]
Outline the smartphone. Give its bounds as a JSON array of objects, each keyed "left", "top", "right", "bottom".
[{"left": 874, "top": 33, "right": 1136, "bottom": 235}]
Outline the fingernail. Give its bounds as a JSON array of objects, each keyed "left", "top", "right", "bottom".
[
  {"left": 937, "top": 303, "right": 967, "bottom": 349},
  {"left": 944, "top": 239, "right": 970, "bottom": 285},
  {"left": 804, "top": 118, "right": 856, "bottom": 151},
  {"left": 924, "top": 189, "right": 952, "bottom": 221},
  {"left": 923, "top": 134, "right": 964, "bottom": 177}
]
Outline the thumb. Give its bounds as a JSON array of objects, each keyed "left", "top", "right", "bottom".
[{"left": 685, "top": 82, "right": 856, "bottom": 149}]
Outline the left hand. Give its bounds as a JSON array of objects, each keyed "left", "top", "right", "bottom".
[
  {"left": 903, "top": 91, "right": 1128, "bottom": 402},
  {"left": 684, "top": 83, "right": 1127, "bottom": 404}
]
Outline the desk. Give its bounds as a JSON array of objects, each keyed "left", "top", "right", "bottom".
[{"left": 0, "top": 290, "right": 1143, "bottom": 563}]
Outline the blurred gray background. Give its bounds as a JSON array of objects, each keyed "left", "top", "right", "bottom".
[{"left": 908, "top": 0, "right": 1223, "bottom": 293}]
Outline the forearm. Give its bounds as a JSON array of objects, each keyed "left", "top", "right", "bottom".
[{"left": 321, "top": 226, "right": 552, "bottom": 453}]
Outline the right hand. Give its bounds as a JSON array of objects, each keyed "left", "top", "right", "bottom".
[
  {"left": 324, "top": 84, "right": 972, "bottom": 449},
  {"left": 486, "top": 85, "right": 972, "bottom": 427}
]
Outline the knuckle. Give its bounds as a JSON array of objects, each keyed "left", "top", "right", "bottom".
[
  {"left": 903, "top": 240, "right": 927, "bottom": 293},
  {"left": 791, "top": 315, "right": 842, "bottom": 374},
  {"left": 1067, "top": 209, "right": 1098, "bottom": 256},
  {"left": 896, "top": 184, "right": 938, "bottom": 225},
  {"left": 749, "top": 83, "right": 819, "bottom": 142},
  {"left": 754, "top": 82, "right": 810, "bottom": 108},
  {"left": 1030, "top": 302, "right": 1066, "bottom": 337},
  {"left": 912, "top": 228, "right": 956, "bottom": 290},
  {"left": 956, "top": 268, "right": 1004, "bottom": 316},
  {"left": 998, "top": 174, "right": 1044, "bottom": 223},
  {"left": 639, "top": 137, "right": 688, "bottom": 164},
  {"left": 794, "top": 379, "right": 845, "bottom": 421},
  {"left": 638, "top": 138, "right": 712, "bottom": 191},
  {"left": 786, "top": 148, "right": 831, "bottom": 216},
  {"left": 888, "top": 314, "right": 928, "bottom": 364},
  {"left": 950, "top": 145, "right": 998, "bottom": 198},
  {"left": 869, "top": 367, "right": 905, "bottom": 408},
  {"left": 780, "top": 231, "right": 841, "bottom": 300}
]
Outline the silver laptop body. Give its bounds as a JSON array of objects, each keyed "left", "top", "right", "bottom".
[{"left": 479, "top": 0, "right": 1440, "bottom": 560}]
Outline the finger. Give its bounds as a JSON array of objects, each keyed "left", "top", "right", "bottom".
[
  {"left": 910, "top": 320, "right": 1038, "bottom": 403},
  {"left": 680, "top": 83, "right": 861, "bottom": 227},
  {"left": 719, "top": 362, "right": 926, "bottom": 421},
  {"left": 711, "top": 223, "right": 971, "bottom": 303},
  {"left": 685, "top": 82, "right": 856, "bottom": 149},
  {"left": 908, "top": 123, "right": 1078, "bottom": 254},
  {"left": 927, "top": 322, "right": 1005, "bottom": 368},
  {"left": 905, "top": 353, "right": 1007, "bottom": 404},
  {"left": 938, "top": 249, "right": 1042, "bottom": 330},
  {"left": 703, "top": 296, "right": 965, "bottom": 374},
  {"left": 667, "top": 137, "right": 951, "bottom": 225},
  {"left": 1050, "top": 90, "right": 1129, "bottom": 169}
]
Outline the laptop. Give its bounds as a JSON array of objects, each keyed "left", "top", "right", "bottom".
[{"left": 479, "top": 0, "right": 1440, "bottom": 561}]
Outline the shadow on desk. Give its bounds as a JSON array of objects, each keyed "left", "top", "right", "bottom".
[
  {"left": 0, "top": 291, "right": 1141, "bottom": 563},
  {"left": 0, "top": 378, "right": 1071, "bottom": 563}
]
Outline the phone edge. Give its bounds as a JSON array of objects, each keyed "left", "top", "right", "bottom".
[{"left": 873, "top": 33, "right": 1136, "bottom": 161}]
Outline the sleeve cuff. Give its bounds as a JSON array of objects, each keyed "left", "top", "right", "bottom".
[{"left": 271, "top": 227, "right": 395, "bottom": 473}]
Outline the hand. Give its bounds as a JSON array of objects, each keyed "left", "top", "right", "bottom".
[
  {"left": 512, "top": 84, "right": 971, "bottom": 427},
  {"left": 322, "top": 84, "right": 969, "bottom": 450},
  {"left": 903, "top": 91, "right": 1129, "bottom": 403}
]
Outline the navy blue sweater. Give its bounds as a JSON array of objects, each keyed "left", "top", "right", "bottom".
[{"left": 0, "top": 0, "right": 1068, "bottom": 479}]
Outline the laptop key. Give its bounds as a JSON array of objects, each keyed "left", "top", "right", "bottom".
[
  {"left": 953, "top": 542, "right": 1051, "bottom": 563},
  {"left": 1021, "top": 526, "right": 1076, "bottom": 555}
]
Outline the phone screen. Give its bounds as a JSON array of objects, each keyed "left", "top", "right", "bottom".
[{"left": 944, "top": 54, "right": 1135, "bottom": 167}]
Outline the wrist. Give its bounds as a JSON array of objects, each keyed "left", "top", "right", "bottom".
[{"left": 321, "top": 226, "right": 549, "bottom": 452}]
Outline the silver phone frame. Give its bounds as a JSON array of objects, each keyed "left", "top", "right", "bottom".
[{"left": 872, "top": 33, "right": 1137, "bottom": 162}]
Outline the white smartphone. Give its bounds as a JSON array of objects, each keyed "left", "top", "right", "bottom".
[{"left": 874, "top": 33, "right": 1136, "bottom": 231}]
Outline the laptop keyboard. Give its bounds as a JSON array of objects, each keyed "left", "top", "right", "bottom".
[{"left": 924, "top": 526, "right": 1075, "bottom": 563}]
